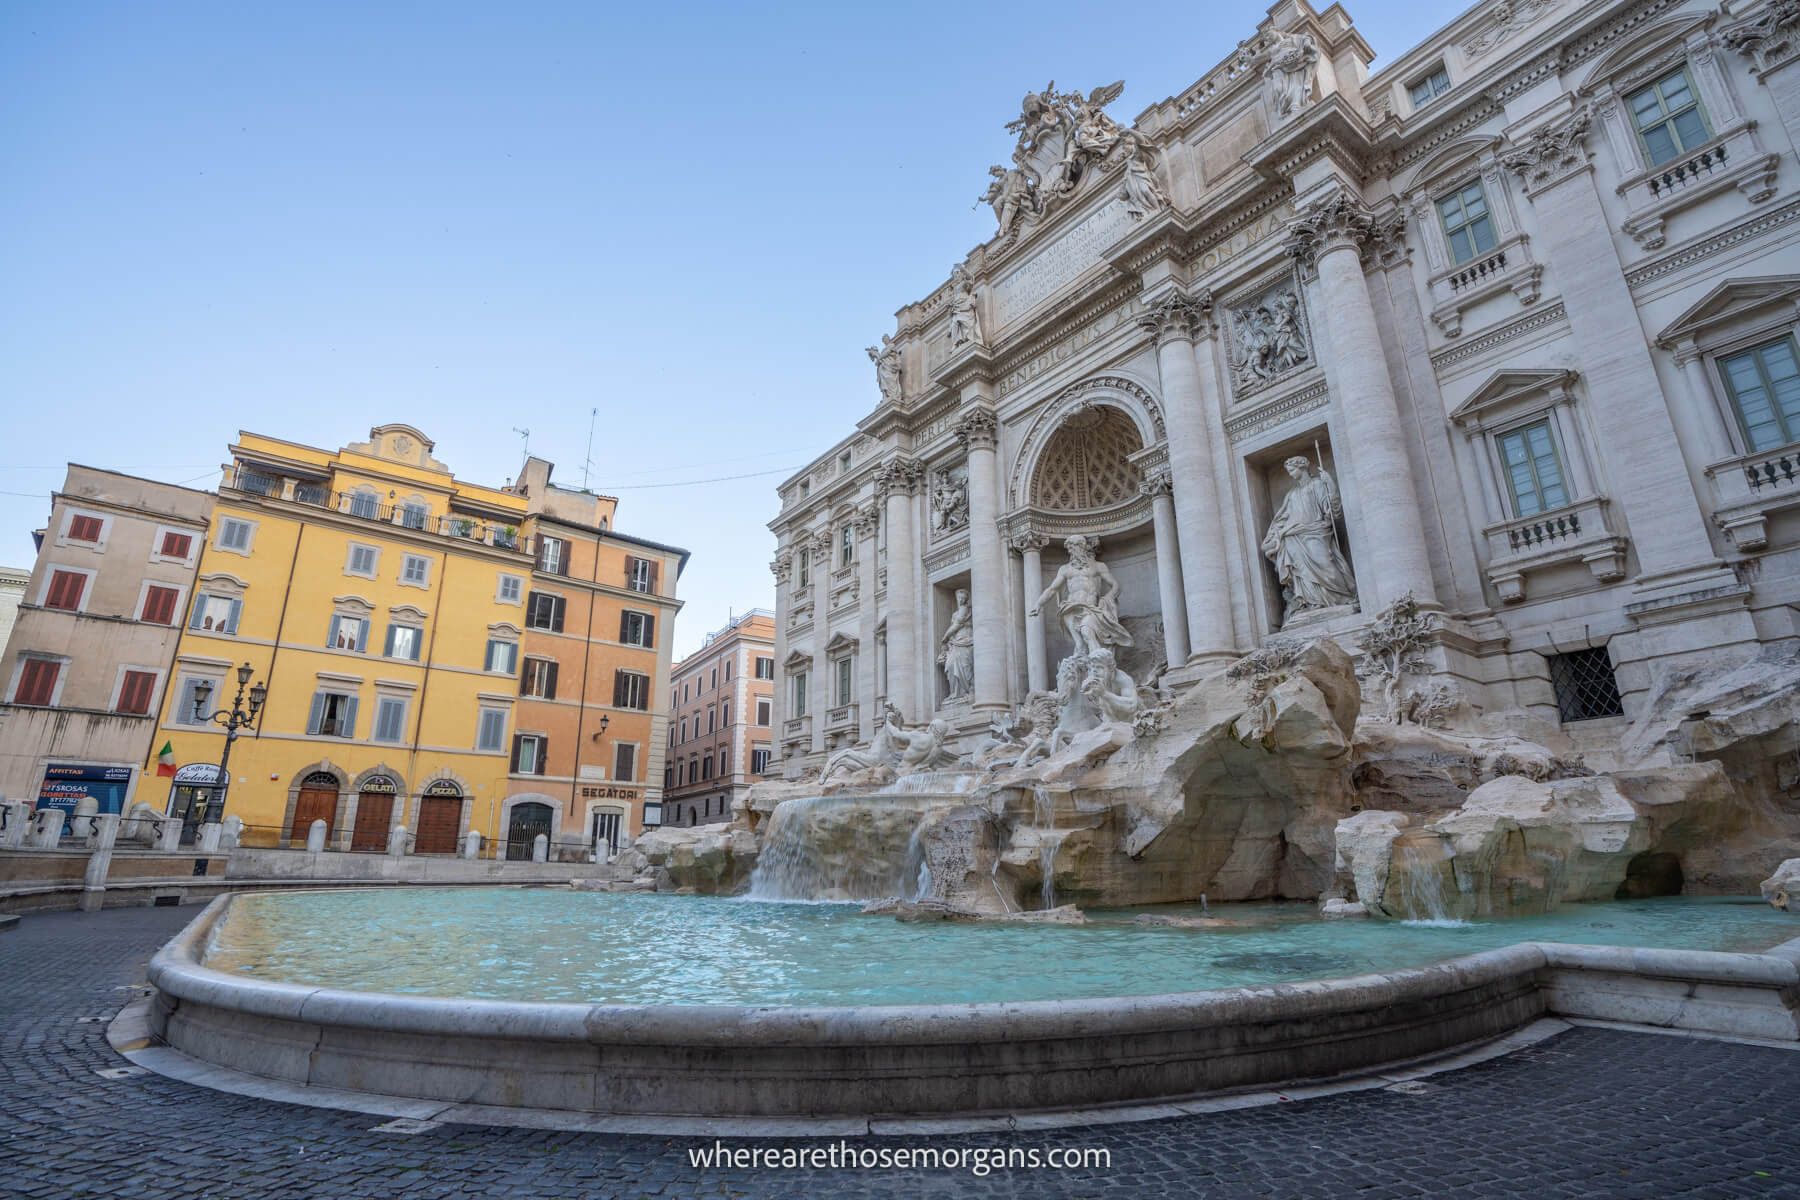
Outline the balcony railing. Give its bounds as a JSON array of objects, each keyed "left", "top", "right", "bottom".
[
  {"left": 224, "top": 465, "right": 532, "bottom": 554},
  {"left": 1446, "top": 248, "right": 1508, "bottom": 294},
  {"left": 1707, "top": 441, "right": 1800, "bottom": 551},
  {"left": 1647, "top": 142, "right": 1729, "bottom": 199},
  {"left": 1482, "top": 494, "right": 1626, "bottom": 603}
]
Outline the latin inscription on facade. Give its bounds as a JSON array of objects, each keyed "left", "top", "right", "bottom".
[{"left": 994, "top": 198, "right": 1134, "bottom": 326}]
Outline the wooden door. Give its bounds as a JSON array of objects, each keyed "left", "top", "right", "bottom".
[
  {"left": 290, "top": 787, "right": 336, "bottom": 843},
  {"left": 415, "top": 796, "right": 461, "bottom": 854},
  {"left": 350, "top": 792, "right": 394, "bottom": 851}
]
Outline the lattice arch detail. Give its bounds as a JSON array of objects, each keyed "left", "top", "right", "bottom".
[{"left": 1030, "top": 407, "right": 1145, "bottom": 511}]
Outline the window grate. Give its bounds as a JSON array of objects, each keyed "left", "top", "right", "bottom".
[{"left": 1547, "top": 647, "right": 1624, "bottom": 723}]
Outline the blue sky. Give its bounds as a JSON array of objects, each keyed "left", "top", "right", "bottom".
[{"left": 0, "top": 0, "right": 1441, "bottom": 657}]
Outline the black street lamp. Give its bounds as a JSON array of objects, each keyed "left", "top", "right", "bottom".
[{"left": 192, "top": 662, "right": 267, "bottom": 826}]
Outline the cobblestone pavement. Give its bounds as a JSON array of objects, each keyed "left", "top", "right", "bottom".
[{"left": 5, "top": 905, "right": 1800, "bottom": 1199}]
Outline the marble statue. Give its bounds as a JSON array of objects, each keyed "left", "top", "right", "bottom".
[
  {"left": 1079, "top": 649, "right": 1141, "bottom": 724},
  {"left": 1357, "top": 591, "right": 1440, "bottom": 724},
  {"left": 822, "top": 702, "right": 906, "bottom": 781},
  {"left": 1030, "top": 535, "right": 1133, "bottom": 658},
  {"left": 1119, "top": 131, "right": 1168, "bottom": 220},
  {"left": 948, "top": 265, "right": 983, "bottom": 348},
  {"left": 978, "top": 165, "right": 1032, "bottom": 236},
  {"left": 929, "top": 466, "right": 968, "bottom": 534},
  {"left": 1002, "top": 80, "right": 1127, "bottom": 223},
  {"left": 1262, "top": 456, "right": 1358, "bottom": 622},
  {"left": 895, "top": 717, "right": 962, "bottom": 771},
  {"left": 866, "top": 335, "right": 902, "bottom": 404},
  {"left": 938, "top": 588, "right": 975, "bottom": 701},
  {"left": 1264, "top": 28, "right": 1320, "bottom": 121}
]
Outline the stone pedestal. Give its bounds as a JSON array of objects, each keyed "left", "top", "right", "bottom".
[
  {"left": 1, "top": 799, "right": 31, "bottom": 849},
  {"left": 79, "top": 814, "right": 120, "bottom": 913},
  {"left": 28, "top": 809, "right": 62, "bottom": 849},
  {"left": 532, "top": 833, "right": 549, "bottom": 863},
  {"left": 463, "top": 830, "right": 482, "bottom": 860},
  {"left": 305, "top": 819, "right": 328, "bottom": 854},
  {"left": 197, "top": 823, "right": 223, "bottom": 853},
  {"left": 387, "top": 826, "right": 409, "bottom": 858},
  {"left": 156, "top": 817, "right": 183, "bottom": 853}
]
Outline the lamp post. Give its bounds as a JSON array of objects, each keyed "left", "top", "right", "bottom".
[{"left": 192, "top": 662, "right": 267, "bottom": 827}]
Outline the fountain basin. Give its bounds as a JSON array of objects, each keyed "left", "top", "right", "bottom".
[{"left": 144, "top": 889, "right": 1800, "bottom": 1120}]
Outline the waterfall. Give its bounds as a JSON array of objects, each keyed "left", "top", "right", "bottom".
[
  {"left": 1038, "top": 831, "right": 1067, "bottom": 910},
  {"left": 745, "top": 794, "right": 953, "bottom": 902},
  {"left": 1397, "top": 843, "right": 1466, "bottom": 926},
  {"left": 885, "top": 771, "right": 979, "bottom": 795}
]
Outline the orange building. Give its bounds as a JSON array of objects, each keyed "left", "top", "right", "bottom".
[
  {"left": 504, "top": 458, "right": 686, "bottom": 855},
  {"left": 662, "top": 609, "right": 775, "bottom": 827}
]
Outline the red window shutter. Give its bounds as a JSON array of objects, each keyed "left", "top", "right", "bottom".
[
  {"left": 45, "top": 570, "right": 85, "bottom": 611},
  {"left": 117, "top": 670, "right": 156, "bottom": 715},
  {"left": 647, "top": 559, "right": 659, "bottom": 595},
  {"left": 160, "top": 532, "right": 192, "bottom": 558},
  {"left": 16, "top": 659, "right": 59, "bottom": 706},
  {"left": 141, "top": 585, "right": 178, "bottom": 625},
  {"left": 68, "top": 515, "right": 102, "bottom": 542}
]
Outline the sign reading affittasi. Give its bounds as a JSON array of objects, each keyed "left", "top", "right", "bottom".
[{"left": 37, "top": 764, "right": 135, "bottom": 821}]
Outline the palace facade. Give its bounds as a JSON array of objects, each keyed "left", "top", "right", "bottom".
[{"left": 769, "top": 0, "right": 1800, "bottom": 775}]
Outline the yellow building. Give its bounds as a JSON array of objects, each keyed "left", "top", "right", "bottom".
[{"left": 143, "top": 424, "right": 681, "bottom": 855}]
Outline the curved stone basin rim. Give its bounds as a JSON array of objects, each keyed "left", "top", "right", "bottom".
[{"left": 144, "top": 893, "right": 1800, "bottom": 1119}]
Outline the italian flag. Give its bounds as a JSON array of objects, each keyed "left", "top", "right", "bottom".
[{"left": 155, "top": 742, "right": 177, "bottom": 777}]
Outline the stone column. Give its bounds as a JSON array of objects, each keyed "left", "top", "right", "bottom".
[
  {"left": 1138, "top": 293, "right": 1238, "bottom": 662},
  {"left": 876, "top": 458, "right": 923, "bottom": 720},
  {"left": 1286, "top": 191, "right": 1439, "bottom": 612},
  {"left": 0, "top": 799, "right": 30, "bottom": 849},
  {"left": 957, "top": 407, "right": 1008, "bottom": 712},
  {"left": 1499, "top": 110, "right": 1725, "bottom": 584},
  {"left": 1669, "top": 340, "right": 1737, "bottom": 464},
  {"left": 1140, "top": 470, "right": 1192, "bottom": 667},
  {"left": 768, "top": 546, "right": 793, "bottom": 735},
  {"left": 1011, "top": 532, "right": 1051, "bottom": 693},
  {"left": 79, "top": 814, "right": 120, "bottom": 913},
  {"left": 854, "top": 503, "right": 881, "bottom": 741},
  {"left": 809, "top": 528, "right": 832, "bottom": 754}
]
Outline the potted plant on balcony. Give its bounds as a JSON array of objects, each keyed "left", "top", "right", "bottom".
[
  {"left": 448, "top": 517, "right": 474, "bottom": 539},
  {"left": 495, "top": 524, "right": 519, "bottom": 549}
]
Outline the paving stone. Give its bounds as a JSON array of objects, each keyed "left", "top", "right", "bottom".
[{"left": 4, "top": 905, "right": 1800, "bottom": 1198}]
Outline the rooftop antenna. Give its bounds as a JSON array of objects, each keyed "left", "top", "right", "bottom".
[
  {"left": 581, "top": 407, "right": 598, "bottom": 491},
  {"left": 512, "top": 427, "right": 531, "bottom": 460}
]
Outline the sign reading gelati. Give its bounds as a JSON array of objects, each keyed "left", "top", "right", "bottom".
[
  {"left": 172, "top": 763, "right": 222, "bottom": 785},
  {"left": 37, "top": 763, "right": 134, "bottom": 819},
  {"left": 580, "top": 784, "right": 642, "bottom": 801},
  {"left": 360, "top": 775, "right": 399, "bottom": 794}
]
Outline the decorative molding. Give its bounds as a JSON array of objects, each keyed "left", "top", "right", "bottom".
[
  {"left": 1501, "top": 105, "right": 1596, "bottom": 193},
  {"left": 953, "top": 407, "right": 999, "bottom": 452},
  {"left": 1008, "top": 531, "right": 1050, "bottom": 554},
  {"left": 1284, "top": 189, "right": 1379, "bottom": 269},
  {"left": 1224, "top": 275, "right": 1313, "bottom": 400},
  {"left": 1623, "top": 197, "right": 1800, "bottom": 291},
  {"left": 1224, "top": 378, "right": 1331, "bottom": 444},
  {"left": 1136, "top": 291, "right": 1214, "bottom": 345},
  {"left": 872, "top": 456, "right": 925, "bottom": 500},
  {"left": 1465, "top": 0, "right": 1560, "bottom": 58},
  {"left": 1006, "top": 375, "right": 1166, "bottom": 508},
  {"left": 1137, "top": 467, "right": 1175, "bottom": 498},
  {"left": 1723, "top": 0, "right": 1800, "bottom": 74},
  {"left": 1428, "top": 301, "right": 1569, "bottom": 373}
]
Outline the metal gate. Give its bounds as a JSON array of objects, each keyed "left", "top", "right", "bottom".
[
  {"left": 506, "top": 801, "right": 553, "bottom": 861},
  {"left": 591, "top": 809, "right": 623, "bottom": 858}
]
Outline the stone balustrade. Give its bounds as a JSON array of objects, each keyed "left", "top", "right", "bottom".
[
  {"left": 1482, "top": 494, "right": 1627, "bottom": 604},
  {"left": 1616, "top": 123, "right": 1779, "bottom": 250},
  {"left": 1706, "top": 440, "right": 1800, "bottom": 551}
]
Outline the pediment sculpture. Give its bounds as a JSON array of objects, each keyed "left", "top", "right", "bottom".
[{"left": 977, "top": 80, "right": 1133, "bottom": 237}]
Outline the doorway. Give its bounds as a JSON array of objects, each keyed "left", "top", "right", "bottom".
[
  {"left": 289, "top": 772, "right": 339, "bottom": 844},
  {"left": 506, "top": 801, "right": 554, "bottom": 861}
]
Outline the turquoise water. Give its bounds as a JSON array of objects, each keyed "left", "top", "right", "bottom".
[{"left": 201, "top": 889, "right": 1800, "bottom": 1008}]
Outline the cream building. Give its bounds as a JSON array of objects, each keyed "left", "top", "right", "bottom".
[
  {"left": 770, "top": 0, "right": 1800, "bottom": 775},
  {"left": 0, "top": 467, "right": 212, "bottom": 813},
  {"left": 0, "top": 566, "right": 27, "bottom": 659}
]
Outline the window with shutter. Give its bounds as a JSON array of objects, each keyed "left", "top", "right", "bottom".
[
  {"left": 160, "top": 531, "right": 193, "bottom": 559},
  {"left": 140, "top": 585, "right": 180, "bottom": 625},
  {"left": 373, "top": 696, "right": 408, "bottom": 743},
  {"left": 116, "top": 670, "right": 157, "bottom": 715},
  {"left": 614, "top": 743, "right": 636, "bottom": 782},
  {"left": 477, "top": 707, "right": 507, "bottom": 751},
  {"left": 67, "top": 514, "right": 104, "bottom": 542},
  {"left": 44, "top": 570, "right": 87, "bottom": 611},
  {"left": 14, "top": 659, "right": 61, "bottom": 706}
]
